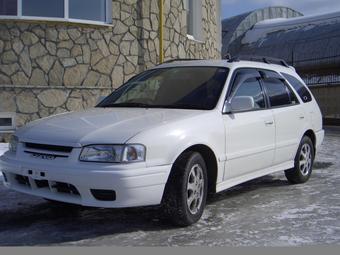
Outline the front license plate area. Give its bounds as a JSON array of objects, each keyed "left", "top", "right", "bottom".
[{"left": 26, "top": 169, "right": 47, "bottom": 180}]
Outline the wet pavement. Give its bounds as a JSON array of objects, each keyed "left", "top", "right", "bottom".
[{"left": 0, "top": 128, "right": 339, "bottom": 246}]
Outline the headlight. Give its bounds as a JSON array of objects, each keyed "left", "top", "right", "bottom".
[
  {"left": 8, "top": 135, "right": 18, "bottom": 153},
  {"left": 79, "top": 144, "right": 146, "bottom": 163}
]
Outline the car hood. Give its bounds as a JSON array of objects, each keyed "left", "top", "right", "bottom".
[{"left": 16, "top": 108, "right": 203, "bottom": 147}]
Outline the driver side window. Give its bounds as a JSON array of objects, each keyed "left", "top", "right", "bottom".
[{"left": 231, "top": 77, "right": 266, "bottom": 110}]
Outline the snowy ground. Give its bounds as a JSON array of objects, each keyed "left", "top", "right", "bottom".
[
  {"left": 0, "top": 143, "right": 8, "bottom": 156},
  {"left": 0, "top": 129, "right": 339, "bottom": 246}
]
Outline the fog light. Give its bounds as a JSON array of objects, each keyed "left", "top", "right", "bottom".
[{"left": 91, "top": 189, "right": 116, "bottom": 201}]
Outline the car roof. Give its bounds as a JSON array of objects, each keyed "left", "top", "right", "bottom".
[{"left": 153, "top": 59, "right": 296, "bottom": 74}]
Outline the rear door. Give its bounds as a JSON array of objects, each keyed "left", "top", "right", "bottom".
[{"left": 260, "top": 71, "right": 305, "bottom": 165}]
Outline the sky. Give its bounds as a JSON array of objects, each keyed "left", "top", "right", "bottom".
[{"left": 221, "top": 0, "right": 340, "bottom": 19}]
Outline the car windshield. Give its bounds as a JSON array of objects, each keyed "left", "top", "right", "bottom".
[{"left": 97, "top": 67, "right": 229, "bottom": 110}]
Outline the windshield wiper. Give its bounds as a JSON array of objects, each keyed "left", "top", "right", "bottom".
[{"left": 168, "top": 103, "right": 205, "bottom": 110}]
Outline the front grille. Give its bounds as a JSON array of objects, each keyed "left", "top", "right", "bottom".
[
  {"left": 24, "top": 143, "right": 73, "bottom": 159},
  {"left": 25, "top": 143, "right": 73, "bottom": 153},
  {"left": 24, "top": 151, "right": 68, "bottom": 159}
]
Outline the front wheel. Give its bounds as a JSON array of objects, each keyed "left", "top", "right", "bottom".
[
  {"left": 161, "top": 152, "right": 208, "bottom": 226},
  {"left": 285, "top": 136, "right": 315, "bottom": 184}
]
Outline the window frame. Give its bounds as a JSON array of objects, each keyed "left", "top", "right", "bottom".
[{"left": 0, "top": 0, "right": 113, "bottom": 26}]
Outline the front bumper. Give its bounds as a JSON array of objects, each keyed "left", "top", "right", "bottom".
[{"left": 0, "top": 153, "right": 172, "bottom": 208}]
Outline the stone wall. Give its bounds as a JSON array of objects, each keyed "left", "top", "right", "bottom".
[{"left": 0, "top": 0, "right": 221, "bottom": 136}]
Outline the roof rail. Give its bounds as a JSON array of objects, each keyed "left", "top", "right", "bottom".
[
  {"left": 161, "top": 58, "right": 203, "bottom": 64},
  {"left": 228, "top": 55, "right": 290, "bottom": 68}
]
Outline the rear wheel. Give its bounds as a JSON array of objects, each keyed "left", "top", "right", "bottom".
[
  {"left": 161, "top": 151, "right": 208, "bottom": 226},
  {"left": 285, "top": 136, "right": 315, "bottom": 184}
]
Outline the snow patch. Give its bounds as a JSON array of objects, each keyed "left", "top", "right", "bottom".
[
  {"left": 242, "top": 11, "right": 340, "bottom": 44},
  {"left": 275, "top": 205, "right": 320, "bottom": 220}
]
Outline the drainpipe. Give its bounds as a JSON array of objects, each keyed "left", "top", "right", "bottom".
[{"left": 159, "top": 0, "right": 164, "bottom": 63}]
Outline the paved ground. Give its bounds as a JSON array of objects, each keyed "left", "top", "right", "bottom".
[{"left": 0, "top": 128, "right": 339, "bottom": 246}]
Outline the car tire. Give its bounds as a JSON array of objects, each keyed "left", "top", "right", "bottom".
[
  {"left": 285, "top": 136, "right": 315, "bottom": 184},
  {"left": 161, "top": 151, "right": 208, "bottom": 226}
]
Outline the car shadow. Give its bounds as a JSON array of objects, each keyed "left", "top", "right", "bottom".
[
  {"left": 0, "top": 175, "right": 299, "bottom": 246},
  {"left": 208, "top": 175, "right": 290, "bottom": 204}
]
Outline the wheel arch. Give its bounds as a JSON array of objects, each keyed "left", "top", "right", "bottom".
[
  {"left": 173, "top": 144, "right": 218, "bottom": 194},
  {"left": 303, "top": 129, "right": 316, "bottom": 151}
]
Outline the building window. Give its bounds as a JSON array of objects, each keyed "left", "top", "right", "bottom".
[
  {"left": 0, "top": 0, "right": 17, "bottom": 15},
  {"left": 184, "top": 0, "right": 203, "bottom": 41},
  {"left": 0, "top": 0, "right": 112, "bottom": 24},
  {"left": 22, "top": 0, "right": 64, "bottom": 18},
  {"left": 69, "top": 0, "right": 106, "bottom": 22}
]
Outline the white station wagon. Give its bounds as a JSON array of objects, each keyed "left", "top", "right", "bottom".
[{"left": 0, "top": 57, "right": 324, "bottom": 226}]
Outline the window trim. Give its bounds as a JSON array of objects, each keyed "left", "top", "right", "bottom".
[{"left": 0, "top": 0, "right": 113, "bottom": 26}]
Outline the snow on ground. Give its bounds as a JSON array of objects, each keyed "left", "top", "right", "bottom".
[
  {"left": 0, "top": 143, "right": 8, "bottom": 156},
  {"left": 0, "top": 143, "right": 8, "bottom": 179}
]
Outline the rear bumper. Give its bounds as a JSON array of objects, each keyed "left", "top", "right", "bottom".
[{"left": 0, "top": 154, "right": 172, "bottom": 208}]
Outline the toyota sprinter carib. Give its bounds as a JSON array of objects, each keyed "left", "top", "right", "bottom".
[{"left": 0, "top": 58, "right": 324, "bottom": 226}]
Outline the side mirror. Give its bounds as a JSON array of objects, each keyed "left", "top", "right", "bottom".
[
  {"left": 223, "top": 96, "right": 255, "bottom": 113},
  {"left": 96, "top": 96, "right": 106, "bottom": 105},
  {"left": 230, "top": 96, "right": 255, "bottom": 112}
]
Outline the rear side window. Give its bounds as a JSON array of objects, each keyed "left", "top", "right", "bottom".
[
  {"left": 282, "top": 73, "right": 313, "bottom": 103},
  {"left": 262, "top": 78, "right": 297, "bottom": 107}
]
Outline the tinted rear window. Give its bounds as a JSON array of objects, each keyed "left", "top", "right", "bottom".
[{"left": 282, "top": 73, "right": 313, "bottom": 103}]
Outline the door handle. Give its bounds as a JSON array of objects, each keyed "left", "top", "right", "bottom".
[
  {"left": 299, "top": 116, "right": 305, "bottom": 120},
  {"left": 265, "top": 121, "right": 274, "bottom": 125}
]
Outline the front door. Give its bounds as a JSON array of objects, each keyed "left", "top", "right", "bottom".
[{"left": 222, "top": 69, "right": 276, "bottom": 180}]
